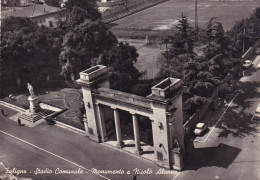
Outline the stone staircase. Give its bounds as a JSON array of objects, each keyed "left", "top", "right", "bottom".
[{"left": 19, "top": 109, "right": 55, "bottom": 123}]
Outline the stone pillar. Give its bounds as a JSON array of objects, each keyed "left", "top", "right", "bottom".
[
  {"left": 113, "top": 108, "right": 124, "bottom": 148},
  {"left": 172, "top": 148, "right": 184, "bottom": 171},
  {"left": 132, "top": 113, "right": 143, "bottom": 155},
  {"left": 82, "top": 114, "right": 89, "bottom": 136},
  {"left": 96, "top": 104, "right": 107, "bottom": 142},
  {"left": 28, "top": 96, "right": 40, "bottom": 114}
]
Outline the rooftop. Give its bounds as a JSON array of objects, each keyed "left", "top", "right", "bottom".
[{"left": 1, "top": 4, "right": 64, "bottom": 19}]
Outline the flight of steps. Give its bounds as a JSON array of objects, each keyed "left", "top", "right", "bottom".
[{"left": 19, "top": 109, "right": 55, "bottom": 123}]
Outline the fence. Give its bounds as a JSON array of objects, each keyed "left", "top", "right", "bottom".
[{"left": 102, "top": 0, "right": 150, "bottom": 17}]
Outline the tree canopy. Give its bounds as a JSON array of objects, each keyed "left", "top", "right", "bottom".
[
  {"left": 1, "top": 17, "right": 61, "bottom": 87},
  {"left": 157, "top": 15, "right": 241, "bottom": 114},
  {"left": 65, "top": 0, "right": 101, "bottom": 21},
  {"left": 227, "top": 7, "right": 260, "bottom": 55}
]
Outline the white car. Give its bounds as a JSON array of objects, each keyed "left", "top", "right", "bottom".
[
  {"left": 257, "top": 63, "right": 260, "bottom": 69},
  {"left": 253, "top": 103, "right": 260, "bottom": 121},
  {"left": 194, "top": 123, "right": 207, "bottom": 136},
  {"left": 242, "top": 60, "right": 252, "bottom": 69}
]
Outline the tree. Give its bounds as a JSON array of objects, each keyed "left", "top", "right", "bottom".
[
  {"left": 157, "top": 14, "right": 195, "bottom": 79},
  {"left": 65, "top": 0, "right": 101, "bottom": 21},
  {"left": 100, "top": 42, "right": 142, "bottom": 92},
  {"left": 1, "top": 17, "right": 61, "bottom": 87},
  {"left": 227, "top": 7, "right": 260, "bottom": 55},
  {"left": 59, "top": 20, "right": 118, "bottom": 80},
  {"left": 168, "top": 13, "right": 195, "bottom": 60}
]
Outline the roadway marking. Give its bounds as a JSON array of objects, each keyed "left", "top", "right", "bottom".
[
  {"left": 195, "top": 94, "right": 238, "bottom": 143},
  {"left": 0, "top": 130, "right": 110, "bottom": 180},
  {"left": 171, "top": 171, "right": 180, "bottom": 180}
]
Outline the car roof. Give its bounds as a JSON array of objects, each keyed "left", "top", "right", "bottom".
[
  {"left": 196, "top": 123, "right": 205, "bottom": 128},
  {"left": 245, "top": 60, "right": 251, "bottom": 63},
  {"left": 256, "top": 103, "right": 260, "bottom": 112}
]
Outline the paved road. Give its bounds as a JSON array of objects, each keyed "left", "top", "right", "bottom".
[
  {"left": 0, "top": 113, "right": 177, "bottom": 180},
  {"left": 1, "top": 56, "right": 259, "bottom": 180},
  {"left": 176, "top": 55, "right": 260, "bottom": 180}
]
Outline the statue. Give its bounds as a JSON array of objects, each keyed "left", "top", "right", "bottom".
[{"left": 27, "top": 83, "right": 35, "bottom": 97}]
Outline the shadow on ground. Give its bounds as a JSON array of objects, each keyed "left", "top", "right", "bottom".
[
  {"left": 215, "top": 80, "right": 260, "bottom": 138},
  {"left": 184, "top": 143, "right": 241, "bottom": 171},
  {"left": 217, "top": 110, "right": 260, "bottom": 138}
]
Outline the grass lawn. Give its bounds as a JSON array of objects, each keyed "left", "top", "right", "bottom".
[
  {"left": 111, "top": 0, "right": 260, "bottom": 41},
  {"left": 2, "top": 88, "right": 85, "bottom": 130},
  {"left": 112, "top": 0, "right": 260, "bottom": 32}
]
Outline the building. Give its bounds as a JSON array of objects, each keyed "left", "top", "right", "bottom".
[
  {"left": 1, "top": 4, "right": 66, "bottom": 27},
  {"left": 76, "top": 65, "right": 185, "bottom": 170}
]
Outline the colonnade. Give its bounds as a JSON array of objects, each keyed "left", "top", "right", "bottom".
[{"left": 110, "top": 107, "right": 143, "bottom": 155}]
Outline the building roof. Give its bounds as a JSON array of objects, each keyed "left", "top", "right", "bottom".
[{"left": 1, "top": 4, "right": 64, "bottom": 19}]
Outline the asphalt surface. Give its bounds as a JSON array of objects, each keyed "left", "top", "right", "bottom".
[
  {"left": 0, "top": 56, "right": 259, "bottom": 180},
  {"left": 0, "top": 112, "right": 177, "bottom": 180},
  {"left": 177, "top": 55, "right": 260, "bottom": 180}
]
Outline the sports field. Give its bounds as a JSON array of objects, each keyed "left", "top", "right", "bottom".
[{"left": 112, "top": 0, "right": 260, "bottom": 31}]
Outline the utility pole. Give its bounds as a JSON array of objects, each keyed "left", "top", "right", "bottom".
[
  {"left": 165, "top": 39, "right": 171, "bottom": 94},
  {"left": 243, "top": 26, "right": 245, "bottom": 53},
  {"left": 195, "top": 0, "right": 198, "bottom": 40},
  {"left": 165, "top": 39, "right": 170, "bottom": 77}
]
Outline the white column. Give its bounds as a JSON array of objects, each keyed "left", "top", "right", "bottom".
[
  {"left": 132, "top": 113, "right": 143, "bottom": 155},
  {"left": 96, "top": 104, "right": 107, "bottom": 142},
  {"left": 113, "top": 108, "right": 123, "bottom": 148}
]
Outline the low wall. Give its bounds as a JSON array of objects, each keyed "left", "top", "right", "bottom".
[
  {"left": 242, "top": 39, "right": 260, "bottom": 60},
  {"left": 117, "top": 37, "right": 149, "bottom": 44},
  {"left": 183, "top": 111, "right": 199, "bottom": 135},
  {"left": 183, "top": 74, "right": 232, "bottom": 135}
]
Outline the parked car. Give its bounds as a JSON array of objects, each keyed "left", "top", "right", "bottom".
[
  {"left": 242, "top": 60, "right": 252, "bottom": 69},
  {"left": 253, "top": 103, "right": 260, "bottom": 121},
  {"left": 257, "top": 63, "right": 260, "bottom": 69},
  {"left": 194, "top": 123, "right": 207, "bottom": 136}
]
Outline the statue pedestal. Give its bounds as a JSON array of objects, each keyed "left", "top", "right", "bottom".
[{"left": 28, "top": 96, "right": 40, "bottom": 114}]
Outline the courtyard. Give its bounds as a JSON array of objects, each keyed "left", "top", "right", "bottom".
[{"left": 1, "top": 88, "right": 85, "bottom": 130}]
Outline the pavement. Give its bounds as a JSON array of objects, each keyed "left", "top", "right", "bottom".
[
  {"left": 0, "top": 110, "right": 177, "bottom": 180},
  {"left": 1, "top": 55, "right": 259, "bottom": 180},
  {"left": 177, "top": 55, "right": 260, "bottom": 180}
]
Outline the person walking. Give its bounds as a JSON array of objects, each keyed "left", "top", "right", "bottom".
[{"left": 18, "top": 118, "right": 21, "bottom": 126}]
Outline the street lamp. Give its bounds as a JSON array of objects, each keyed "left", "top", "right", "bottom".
[
  {"left": 195, "top": 0, "right": 198, "bottom": 40},
  {"left": 164, "top": 39, "right": 170, "bottom": 77}
]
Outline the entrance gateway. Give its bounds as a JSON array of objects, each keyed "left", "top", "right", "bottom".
[{"left": 76, "top": 65, "right": 184, "bottom": 170}]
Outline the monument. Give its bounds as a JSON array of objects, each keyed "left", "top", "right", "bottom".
[
  {"left": 18, "top": 83, "right": 42, "bottom": 123},
  {"left": 27, "top": 83, "right": 40, "bottom": 114}
]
